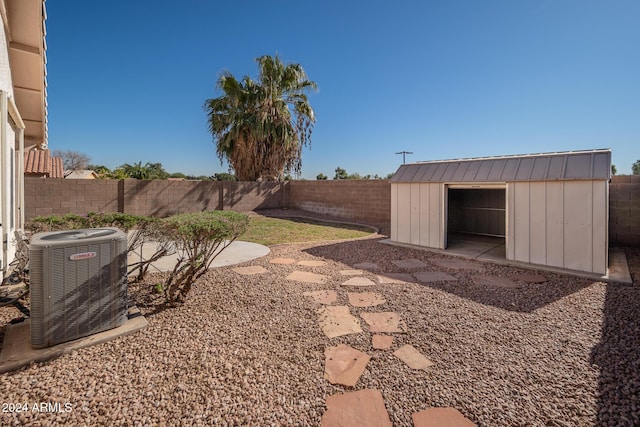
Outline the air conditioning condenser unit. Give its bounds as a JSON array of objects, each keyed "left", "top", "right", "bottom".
[{"left": 29, "top": 228, "right": 128, "bottom": 348}]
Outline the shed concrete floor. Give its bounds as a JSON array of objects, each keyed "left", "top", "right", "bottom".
[
  {"left": 446, "top": 233, "right": 506, "bottom": 261},
  {"left": 383, "top": 232, "right": 632, "bottom": 284}
]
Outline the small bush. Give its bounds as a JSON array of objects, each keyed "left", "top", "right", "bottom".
[
  {"left": 157, "top": 211, "right": 249, "bottom": 306},
  {"left": 26, "top": 213, "right": 86, "bottom": 233},
  {"left": 84, "top": 212, "right": 143, "bottom": 231},
  {"left": 26, "top": 212, "right": 144, "bottom": 233}
]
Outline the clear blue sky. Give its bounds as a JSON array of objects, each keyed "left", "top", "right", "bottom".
[{"left": 46, "top": 1, "right": 639, "bottom": 178}]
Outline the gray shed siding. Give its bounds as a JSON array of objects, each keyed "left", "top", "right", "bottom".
[
  {"left": 390, "top": 150, "right": 610, "bottom": 275},
  {"left": 391, "top": 183, "right": 443, "bottom": 249},
  {"left": 507, "top": 180, "right": 608, "bottom": 274}
]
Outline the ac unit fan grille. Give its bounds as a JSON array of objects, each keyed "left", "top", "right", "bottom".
[{"left": 30, "top": 228, "right": 128, "bottom": 348}]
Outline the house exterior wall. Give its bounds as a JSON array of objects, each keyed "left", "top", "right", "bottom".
[
  {"left": 3, "top": 121, "right": 16, "bottom": 264},
  {"left": 1, "top": 23, "right": 16, "bottom": 271},
  {"left": 507, "top": 180, "right": 608, "bottom": 275},
  {"left": 0, "top": 21, "right": 14, "bottom": 96}
]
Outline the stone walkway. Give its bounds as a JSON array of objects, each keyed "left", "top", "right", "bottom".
[{"left": 232, "top": 256, "right": 507, "bottom": 425}]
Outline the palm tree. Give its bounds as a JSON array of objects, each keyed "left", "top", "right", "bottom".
[
  {"left": 120, "top": 161, "right": 168, "bottom": 179},
  {"left": 204, "top": 55, "right": 317, "bottom": 181},
  {"left": 121, "top": 162, "right": 149, "bottom": 179}
]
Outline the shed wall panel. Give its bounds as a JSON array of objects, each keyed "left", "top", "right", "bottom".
[
  {"left": 510, "top": 180, "right": 607, "bottom": 274},
  {"left": 410, "top": 184, "right": 421, "bottom": 245},
  {"left": 545, "top": 183, "right": 564, "bottom": 268},
  {"left": 506, "top": 184, "right": 514, "bottom": 259},
  {"left": 419, "top": 184, "right": 430, "bottom": 246},
  {"left": 396, "top": 185, "right": 411, "bottom": 243},
  {"left": 429, "top": 184, "right": 442, "bottom": 248},
  {"left": 513, "top": 182, "right": 531, "bottom": 261},
  {"left": 563, "top": 181, "right": 593, "bottom": 272},
  {"left": 390, "top": 184, "right": 398, "bottom": 241},
  {"left": 391, "top": 183, "right": 443, "bottom": 248},
  {"left": 529, "top": 182, "right": 547, "bottom": 265}
]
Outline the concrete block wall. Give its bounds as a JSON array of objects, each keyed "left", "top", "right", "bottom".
[
  {"left": 25, "top": 178, "right": 119, "bottom": 217},
  {"left": 23, "top": 176, "right": 640, "bottom": 246},
  {"left": 609, "top": 175, "right": 640, "bottom": 246},
  {"left": 24, "top": 178, "right": 287, "bottom": 219},
  {"left": 121, "top": 179, "right": 223, "bottom": 217},
  {"left": 289, "top": 180, "right": 391, "bottom": 224},
  {"left": 222, "top": 181, "right": 288, "bottom": 211}
]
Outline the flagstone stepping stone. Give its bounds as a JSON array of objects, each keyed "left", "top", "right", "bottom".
[
  {"left": 432, "top": 258, "right": 484, "bottom": 271},
  {"left": 298, "top": 260, "right": 327, "bottom": 267},
  {"left": 352, "top": 262, "right": 380, "bottom": 271},
  {"left": 318, "top": 306, "right": 363, "bottom": 338},
  {"left": 286, "top": 270, "right": 328, "bottom": 284},
  {"left": 376, "top": 273, "right": 414, "bottom": 284},
  {"left": 511, "top": 273, "right": 547, "bottom": 283},
  {"left": 392, "top": 258, "right": 427, "bottom": 268},
  {"left": 394, "top": 344, "right": 434, "bottom": 370},
  {"left": 360, "top": 312, "right": 406, "bottom": 333},
  {"left": 372, "top": 335, "right": 394, "bottom": 350},
  {"left": 472, "top": 275, "right": 520, "bottom": 289},
  {"left": 340, "top": 269, "right": 363, "bottom": 276},
  {"left": 303, "top": 290, "right": 337, "bottom": 305},
  {"left": 232, "top": 265, "right": 268, "bottom": 275},
  {"left": 269, "top": 257, "right": 296, "bottom": 265},
  {"left": 412, "top": 407, "right": 477, "bottom": 427},
  {"left": 324, "top": 344, "right": 371, "bottom": 387},
  {"left": 414, "top": 271, "right": 457, "bottom": 283},
  {"left": 348, "top": 292, "right": 386, "bottom": 308},
  {"left": 342, "top": 277, "right": 377, "bottom": 287},
  {"left": 320, "top": 389, "right": 392, "bottom": 427}
]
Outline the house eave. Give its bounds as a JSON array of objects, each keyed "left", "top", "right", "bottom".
[{"left": 4, "top": 0, "right": 47, "bottom": 150}]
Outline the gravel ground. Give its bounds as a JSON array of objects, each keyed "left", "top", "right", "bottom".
[{"left": 0, "top": 223, "right": 638, "bottom": 426}]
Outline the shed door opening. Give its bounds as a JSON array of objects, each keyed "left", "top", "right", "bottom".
[
  {"left": 447, "top": 188, "right": 505, "bottom": 237},
  {"left": 446, "top": 187, "right": 506, "bottom": 258}
]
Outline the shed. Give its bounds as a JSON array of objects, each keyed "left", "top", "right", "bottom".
[{"left": 389, "top": 149, "right": 611, "bottom": 275}]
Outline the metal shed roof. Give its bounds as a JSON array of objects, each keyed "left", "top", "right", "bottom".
[{"left": 390, "top": 149, "right": 611, "bottom": 183}]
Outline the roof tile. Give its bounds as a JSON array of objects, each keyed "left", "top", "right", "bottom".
[{"left": 24, "top": 149, "right": 63, "bottom": 177}]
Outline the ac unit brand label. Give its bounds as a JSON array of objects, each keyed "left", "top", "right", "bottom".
[{"left": 69, "top": 252, "right": 97, "bottom": 261}]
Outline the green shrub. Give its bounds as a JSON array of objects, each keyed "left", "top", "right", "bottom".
[
  {"left": 26, "top": 213, "right": 86, "bottom": 233},
  {"left": 84, "top": 212, "right": 143, "bottom": 231},
  {"left": 26, "top": 212, "right": 144, "bottom": 233},
  {"left": 157, "top": 211, "right": 249, "bottom": 306}
]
